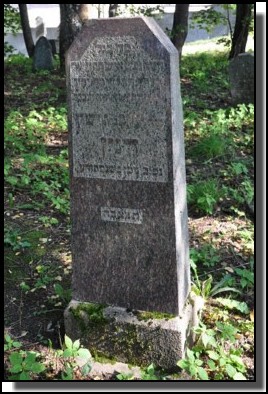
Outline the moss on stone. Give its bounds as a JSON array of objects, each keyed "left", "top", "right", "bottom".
[
  {"left": 91, "top": 350, "right": 117, "bottom": 365},
  {"left": 134, "top": 310, "right": 176, "bottom": 321},
  {"left": 70, "top": 302, "right": 108, "bottom": 332},
  {"left": 67, "top": 305, "right": 178, "bottom": 368}
]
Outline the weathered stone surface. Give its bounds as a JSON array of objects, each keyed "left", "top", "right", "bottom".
[
  {"left": 33, "top": 36, "right": 54, "bottom": 71},
  {"left": 89, "top": 361, "right": 142, "bottom": 380},
  {"left": 66, "top": 17, "right": 190, "bottom": 315},
  {"left": 64, "top": 300, "right": 194, "bottom": 370},
  {"left": 229, "top": 52, "right": 254, "bottom": 104},
  {"left": 35, "top": 16, "right": 46, "bottom": 41}
]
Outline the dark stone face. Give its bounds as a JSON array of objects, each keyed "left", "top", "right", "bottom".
[
  {"left": 66, "top": 17, "right": 190, "bottom": 315},
  {"left": 33, "top": 36, "right": 54, "bottom": 71},
  {"left": 229, "top": 53, "right": 254, "bottom": 104}
]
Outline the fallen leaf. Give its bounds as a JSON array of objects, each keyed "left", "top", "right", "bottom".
[
  {"left": 19, "top": 331, "right": 28, "bottom": 337},
  {"left": 39, "top": 238, "right": 48, "bottom": 243}
]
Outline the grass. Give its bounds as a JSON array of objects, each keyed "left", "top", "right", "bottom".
[
  {"left": 4, "top": 44, "right": 254, "bottom": 380},
  {"left": 183, "top": 35, "right": 254, "bottom": 54}
]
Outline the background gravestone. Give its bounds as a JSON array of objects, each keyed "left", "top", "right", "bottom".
[
  {"left": 66, "top": 17, "right": 190, "bottom": 316},
  {"left": 229, "top": 52, "right": 254, "bottom": 104},
  {"left": 35, "top": 16, "right": 46, "bottom": 41},
  {"left": 48, "top": 39, "right": 57, "bottom": 57},
  {"left": 33, "top": 36, "right": 54, "bottom": 71}
]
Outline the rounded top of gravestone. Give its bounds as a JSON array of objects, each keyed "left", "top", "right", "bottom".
[
  {"left": 66, "top": 17, "right": 178, "bottom": 64},
  {"left": 229, "top": 52, "right": 255, "bottom": 68},
  {"left": 35, "top": 36, "right": 50, "bottom": 46},
  {"left": 33, "top": 36, "right": 54, "bottom": 71},
  {"left": 238, "top": 52, "right": 254, "bottom": 57}
]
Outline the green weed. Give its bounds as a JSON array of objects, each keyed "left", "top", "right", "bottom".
[
  {"left": 4, "top": 227, "right": 31, "bottom": 251},
  {"left": 178, "top": 321, "right": 247, "bottom": 380},
  {"left": 8, "top": 351, "right": 46, "bottom": 380},
  {"left": 4, "top": 334, "right": 22, "bottom": 351},
  {"left": 187, "top": 180, "right": 222, "bottom": 215},
  {"left": 190, "top": 260, "right": 240, "bottom": 300},
  {"left": 57, "top": 335, "right": 92, "bottom": 379},
  {"left": 190, "top": 133, "right": 229, "bottom": 160},
  {"left": 190, "top": 246, "right": 220, "bottom": 268}
]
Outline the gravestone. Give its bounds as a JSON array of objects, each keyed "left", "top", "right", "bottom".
[
  {"left": 229, "top": 52, "right": 254, "bottom": 104},
  {"left": 65, "top": 17, "right": 194, "bottom": 369},
  {"left": 48, "top": 39, "right": 57, "bottom": 57},
  {"left": 35, "top": 16, "right": 46, "bottom": 41},
  {"left": 33, "top": 36, "right": 54, "bottom": 71}
]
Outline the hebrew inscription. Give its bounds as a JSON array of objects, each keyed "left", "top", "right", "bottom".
[
  {"left": 101, "top": 207, "right": 143, "bottom": 224},
  {"left": 70, "top": 36, "right": 169, "bottom": 182}
]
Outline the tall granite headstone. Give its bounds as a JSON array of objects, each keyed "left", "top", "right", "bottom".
[
  {"left": 65, "top": 18, "right": 194, "bottom": 368},
  {"left": 33, "top": 36, "right": 54, "bottom": 71},
  {"left": 66, "top": 17, "right": 190, "bottom": 316},
  {"left": 229, "top": 52, "right": 254, "bottom": 104}
]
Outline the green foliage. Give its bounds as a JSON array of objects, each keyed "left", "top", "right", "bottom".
[
  {"left": 193, "top": 322, "right": 217, "bottom": 348},
  {"left": 216, "top": 322, "right": 237, "bottom": 342},
  {"left": 234, "top": 267, "right": 254, "bottom": 289},
  {"left": 116, "top": 372, "right": 135, "bottom": 380},
  {"left": 4, "top": 335, "right": 92, "bottom": 381},
  {"left": 19, "top": 281, "right": 31, "bottom": 292},
  {"left": 190, "top": 133, "right": 230, "bottom": 159},
  {"left": 215, "top": 298, "right": 250, "bottom": 314},
  {"left": 5, "top": 107, "right": 69, "bottom": 215},
  {"left": 4, "top": 4, "right": 21, "bottom": 56},
  {"left": 5, "top": 54, "right": 33, "bottom": 70},
  {"left": 183, "top": 54, "right": 254, "bottom": 219},
  {"left": 116, "top": 364, "right": 168, "bottom": 381},
  {"left": 140, "top": 364, "right": 160, "bottom": 380},
  {"left": 120, "top": 4, "right": 163, "bottom": 17},
  {"left": 181, "top": 52, "right": 229, "bottom": 95},
  {"left": 191, "top": 271, "right": 240, "bottom": 300},
  {"left": 8, "top": 351, "right": 46, "bottom": 380},
  {"left": 179, "top": 320, "right": 247, "bottom": 380},
  {"left": 34, "top": 264, "right": 55, "bottom": 289},
  {"left": 38, "top": 216, "right": 59, "bottom": 227},
  {"left": 4, "top": 4, "right": 21, "bottom": 34},
  {"left": 4, "top": 334, "right": 22, "bottom": 351},
  {"left": 4, "top": 227, "right": 31, "bottom": 251},
  {"left": 54, "top": 283, "right": 72, "bottom": 304},
  {"left": 190, "top": 6, "right": 231, "bottom": 34},
  {"left": 187, "top": 180, "right": 222, "bottom": 215},
  {"left": 190, "top": 245, "right": 220, "bottom": 268},
  {"left": 58, "top": 335, "right": 92, "bottom": 379},
  {"left": 190, "top": 257, "right": 242, "bottom": 302},
  {"left": 177, "top": 349, "right": 208, "bottom": 380}
]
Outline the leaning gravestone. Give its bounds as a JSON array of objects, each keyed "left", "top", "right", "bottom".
[
  {"left": 33, "top": 36, "right": 54, "bottom": 71},
  {"left": 65, "top": 17, "right": 194, "bottom": 369},
  {"left": 229, "top": 52, "right": 254, "bottom": 104}
]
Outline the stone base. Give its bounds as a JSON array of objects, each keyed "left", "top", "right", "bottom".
[{"left": 64, "top": 300, "right": 195, "bottom": 370}]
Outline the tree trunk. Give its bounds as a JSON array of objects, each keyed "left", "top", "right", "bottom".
[
  {"left": 59, "top": 4, "right": 82, "bottom": 70},
  {"left": 229, "top": 4, "right": 253, "bottom": 59},
  {"left": 171, "top": 4, "right": 189, "bottom": 59},
  {"left": 109, "top": 4, "right": 118, "bottom": 17},
  {"left": 18, "top": 4, "right": 35, "bottom": 58}
]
